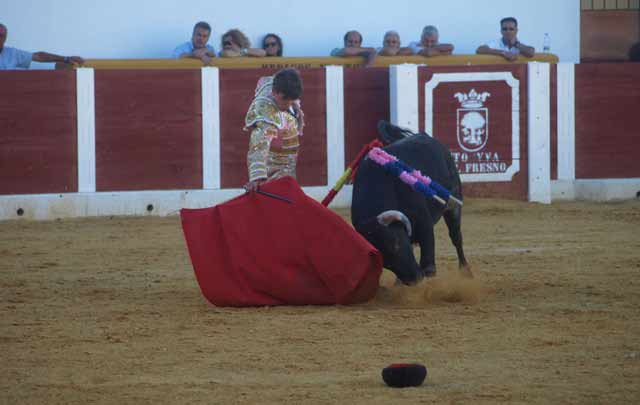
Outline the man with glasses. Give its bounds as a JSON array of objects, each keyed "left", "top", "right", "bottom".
[
  {"left": 172, "top": 21, "right": 216, "bottom": 64},
  {"left": 476, "top": 17, "right": 535, "bottom": 62}
]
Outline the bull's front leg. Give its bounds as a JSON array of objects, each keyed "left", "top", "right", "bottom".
[{"left": 416, "top": 216, "right": 437, "bottom": 278}]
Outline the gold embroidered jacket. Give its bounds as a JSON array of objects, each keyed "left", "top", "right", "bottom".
[{"left": 244, "top": 76, "right": 300, "bottom": 183}]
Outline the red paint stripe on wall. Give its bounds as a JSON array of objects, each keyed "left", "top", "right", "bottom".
[
  {"left": 575, "top": 64, "right": 640, "bottom": 179},
  {"left": 343, "top": 68, "right": 389, "bottom": 166},
  {"left": 94, "top": 70, "right": 203, "bottom": 191},
  {"left": 0, "top": 71, "right": 77, "bottom": 195},
  {"left": 219, "top": 68, "right": 327, "bottom": 188}
]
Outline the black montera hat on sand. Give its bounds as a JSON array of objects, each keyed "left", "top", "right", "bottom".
[{"left": 382, "top": 363, "right": 427, "bottom": 388}]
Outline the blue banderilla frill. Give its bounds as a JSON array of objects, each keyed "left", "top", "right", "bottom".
[{"left": 367, "top": 147, "right": 463, "bottom": 206}]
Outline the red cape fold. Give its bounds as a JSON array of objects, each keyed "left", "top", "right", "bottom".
[{"left": 180, "top": 176, "right": 382, "bottom": 307}]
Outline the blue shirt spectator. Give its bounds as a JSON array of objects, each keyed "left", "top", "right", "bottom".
[
  {"left": 0, "top": 46, "right": 32, "bottom": 69},
  {"left": 172, "top": 41, "right": 216, "bottom": 59},
  {"left": 173, "top": 21, "right": 216, "bottom": 65},
  {"left": 0, "top": 23, "right": 84, "bottom": 70}
]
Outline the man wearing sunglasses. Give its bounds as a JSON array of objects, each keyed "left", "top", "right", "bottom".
[{"left": 476, "top": 17, "right": 535, "bottom": 62}]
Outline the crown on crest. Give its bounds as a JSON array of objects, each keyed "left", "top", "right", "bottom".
[{"left": 454, "top": 89, "right": 490, "bottom": 108}]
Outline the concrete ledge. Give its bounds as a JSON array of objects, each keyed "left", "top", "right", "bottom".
[
  {"left": 0, "top": 186, "right": 351, "bottom": 221},
  {"left": 553, "top": 178, "right": 640, "bottom": 201},
  {"left": 56, "top": 54, "right": 560, "bottom": 70}
]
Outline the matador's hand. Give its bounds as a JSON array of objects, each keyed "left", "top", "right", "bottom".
[{"left": 244, "top": 178, "right": 266, "bottom": 192}]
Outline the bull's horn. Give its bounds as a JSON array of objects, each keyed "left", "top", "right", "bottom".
[{"left": 377, "top": 210, "right": 412, "bottom": 237}]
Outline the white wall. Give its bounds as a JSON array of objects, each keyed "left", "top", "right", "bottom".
[{"left": 3, "top": 0, "right": 580, "bottom": 66}]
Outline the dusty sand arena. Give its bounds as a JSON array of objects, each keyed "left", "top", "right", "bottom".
[{"left": 1, "top": 198, "right": 639, "bottom": 404}]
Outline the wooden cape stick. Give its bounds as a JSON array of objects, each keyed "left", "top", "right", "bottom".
[{"left": 321, "top": 139, "right": 383, "bottom": 207}]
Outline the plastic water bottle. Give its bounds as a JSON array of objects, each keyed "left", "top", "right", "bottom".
[{"left": 543, "top": 33, "right": 551, "bottom": 53}]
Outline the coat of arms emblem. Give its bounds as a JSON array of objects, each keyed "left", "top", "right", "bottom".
[{"left": 454, "top": 89, "right": 491, "bottom": 152}]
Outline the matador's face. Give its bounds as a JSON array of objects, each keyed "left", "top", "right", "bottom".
[{"left": 271, "top": 90, "right": 294, "bottom": 111}]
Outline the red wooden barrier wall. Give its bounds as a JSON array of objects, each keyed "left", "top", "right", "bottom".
[
  {"left": 0, "top": 71, "right": 77, "bottom": 195},
  {"left": 2, "top": 64, "right": 638, "bottom": 199},
  {"left": 575, "top": 64, "right": 640, "bottom": 179},
  {"left": 343, "top": 68, "right": 390, "bottom": 165},
  {"left": 94, "top": 70, "right": 203, "bottom": 191}
]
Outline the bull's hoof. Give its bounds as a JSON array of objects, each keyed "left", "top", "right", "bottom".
[
  {"left": 394, "top": 271, "right": 425, "bottom": 286},
  {"left": 458, "top": 265, "right": 474, "bottom": 279},
  {"left": 423, "top": 265, "right": 437, "bottom": 278}
]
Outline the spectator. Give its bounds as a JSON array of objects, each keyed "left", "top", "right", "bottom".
[
  {"left": 219, "top": 29, "right": 266, "bottom": 57},
  {"left": 330, "top": 30, "right": 377, "bottom": 67},
  {"left": 377, "top": 31, "right": 413, "bottom": 56},
  {"left": 0, "top": 23, "right": 84, "bottom": 70},
  {"left": 262, "top": 33, "right": 283, "bottom": 57},
  {"left": 172, "top": 21, "right": 216, "bottom": 65},
  {"left": 408, "top": 25, "right": 454, "bottom": 57},
  {"left": 476, "top": 17, "right": 535, "bottom": 61},
  {"left": 629, "top": 42, "right": 640, "bottom": 62}
]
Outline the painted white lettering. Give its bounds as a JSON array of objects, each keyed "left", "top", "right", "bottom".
[{"left": 462, "top": 162, "right": 508, "bottom": 173}]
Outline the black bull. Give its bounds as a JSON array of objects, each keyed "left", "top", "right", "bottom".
[{"left": 351, "top": 121, "right": 470, "bottom": 285}]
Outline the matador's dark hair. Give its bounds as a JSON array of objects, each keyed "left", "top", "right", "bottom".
[{"left": 273, "top": 68, "right": 303, "bottom": 100}]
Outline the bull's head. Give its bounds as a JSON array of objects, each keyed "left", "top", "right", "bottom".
[{"left": 358, "top": 210, "right": 424, "bottom": 285}]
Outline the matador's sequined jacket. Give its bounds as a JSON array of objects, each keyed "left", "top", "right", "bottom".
[{"left": 244, "top": 76, "right": 301, "bottom": 182}]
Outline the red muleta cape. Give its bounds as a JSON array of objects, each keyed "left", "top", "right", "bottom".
[{"left": 180, "top": 177, "right": 382, "bottom": 307}]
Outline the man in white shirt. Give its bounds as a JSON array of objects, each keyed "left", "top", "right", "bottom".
[
  {"left": 0, "top": 23, "right": 84, "bottom": 70},
  {"left": 476, "top": 17, "right": 535, "bottom": 62}
]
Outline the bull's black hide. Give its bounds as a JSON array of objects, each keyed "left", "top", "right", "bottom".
[{"left": 351, "top": 121, "right": 469, "bottom": 284}]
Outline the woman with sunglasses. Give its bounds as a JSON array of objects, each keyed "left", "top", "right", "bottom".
[
  {"left": 219, "top": 29, "right": 266, "bottom": 57},
  {"left": 262, "top": 33, "right": 283, "bottom": 57}
]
